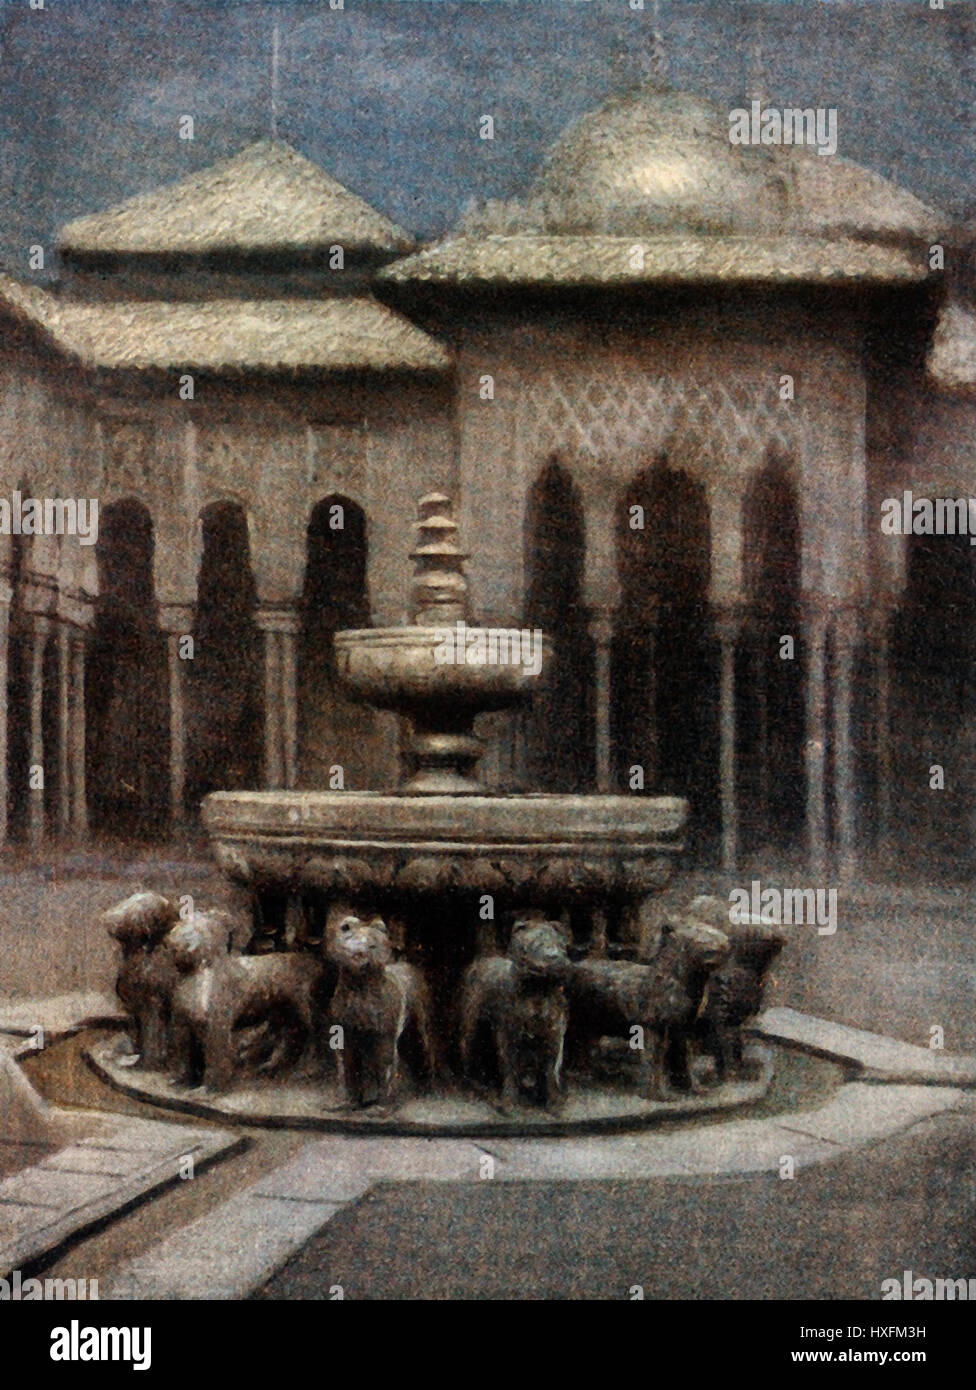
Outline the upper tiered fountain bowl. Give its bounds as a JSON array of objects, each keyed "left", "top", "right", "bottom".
[{"left": 334, "top": 492, "right": 548, "bottom": 794}]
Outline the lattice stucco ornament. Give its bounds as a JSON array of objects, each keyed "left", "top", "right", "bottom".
[
  {"left": 197, "top": 429, "right": 254, "bottom": 493},
  {"left": 306, "top": 422, "right": 367, "bottom": 495},
  {"left": 102, "top": 421, "right": 153, "bottom": 493},
  {"left": 514, "top": 364, "right": 805, "bottom": 476}
]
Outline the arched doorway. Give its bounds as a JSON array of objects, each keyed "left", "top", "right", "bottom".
[
  {"left": 614, "top": 454, "right": 714, "bottom": 838},
  {"left": 298, "top": 495, "right": 373, "bottom": 789},
  {"left": 740, "top": 448, "right": 804, "bottom": 850},
  {"left": 524, "top": 459, "right": 594, "bottom": 792},
  {"left": 186, "top": 501, "right": 261, "bottom": 811},
  {"left": 87, "top": 500, "right": 168, "bottom": 838}
]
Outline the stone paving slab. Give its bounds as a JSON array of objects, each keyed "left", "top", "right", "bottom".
[
  {"left": 484, "top": 1119, "right": 839, "bottom": 1180},
  {"left": 0, "top": 1110, "right": 241, "bottom": 1277},
  {"left": 0, "top": 1167, "right": 121, "bottom": 1210},
  {"left": 75, "top": 1119, "right": 209, "bottom": 1155},
  {"left": 320, "top": 1136, "right": 487, "bottom": 1181},
  {"left": 0, "top": 1203, "right": 55, "bottom": 1242},
  {"left": 39, "top": 1145, "right": 154, "bottom": 1178},
  {"left": 104, "top": 1193, "right": 342, "bottom": 1300},
  {"left": 247, "top": 1138, "right": 486, "bottom": 1216},
  {"left": 756, "top": 1007, "right": 976, "bottom": 1085},
  {"left": 0, "top": 992, "right": 125, "bottom": 1040},
  {"left": 776, "top": 1083, "right": 962, "bottom": 1147}
]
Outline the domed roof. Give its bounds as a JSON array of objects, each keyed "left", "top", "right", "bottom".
[
  {"left": 529, "top": 87, "right": 939, "bottom": 242},
  {"left": 531, "top": 88, "right": 786, "bottom": 237}
]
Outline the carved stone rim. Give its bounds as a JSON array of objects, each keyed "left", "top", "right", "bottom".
[{"left": 202, "top": 791, "right": 689, "bottom": 848}]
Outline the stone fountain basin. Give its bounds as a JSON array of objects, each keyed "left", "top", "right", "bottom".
[
  {"left": 334, "top": 627, "right": 550, "bottom": 714},
  {"left": 202, "top": 791, "right": 688, "bottom": 900}
]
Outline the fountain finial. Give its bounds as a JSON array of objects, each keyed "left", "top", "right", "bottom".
[{"left": 409, "top": 493, "right": 469, "bottom": 626}]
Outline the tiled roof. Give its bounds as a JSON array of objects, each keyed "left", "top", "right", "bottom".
[
  {"left": 59, "top": 140, "right": 414, "bottom": 258},
  {"left": 0, "top": 275, "right": 448, "bottom": 373},
  {"left": 381, "top": 234, "right": 929, "bottom": 289}
]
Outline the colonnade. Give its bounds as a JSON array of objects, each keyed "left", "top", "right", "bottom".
[
  {"left": 0, "top": 590, "right": 90, "bottom": 847},
  {"left": 580, "top": 591, "right": 867, "bottom": 877}
]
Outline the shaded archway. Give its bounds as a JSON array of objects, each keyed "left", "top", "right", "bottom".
[
  {"left": 613, "top": 454, "right": 714, "bottom": 836},
  {"left": 298, "top": 496, "right": 373, "bottom": 789},
  {"left": 86, "top": 500, "right": 168, "bottom": 838},
  {"left": 892, "top": 519, "right": 976, "bottom": 865},
  {"left": 524, "top": 459, "right": 594, "bottom": 792},
  {"left": 186, "top": 501, "right": 261, "bottom": 811},
  {"left": 740, "top": 448, "right": 804, "bottom": 849}
]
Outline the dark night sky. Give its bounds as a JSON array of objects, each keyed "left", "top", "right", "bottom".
[{"left": 0, "top": 0, "right": 972, "bottom": 276}]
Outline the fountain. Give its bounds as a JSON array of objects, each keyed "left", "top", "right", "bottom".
[{"left": 89, "top": 496, "right": 780, "bottom": 1134}]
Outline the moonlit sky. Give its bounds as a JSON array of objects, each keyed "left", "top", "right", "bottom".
[{"left": 0, "top": 0, "right": 972, "bottom": 276}]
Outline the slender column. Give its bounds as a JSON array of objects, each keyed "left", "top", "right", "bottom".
[
  {"left": 509, "top": 709, "right": 528, "bottom": 792},
  {"left": 0, "top": 585, "right": 11, "bottom": 847},
  {"left": 28, "top": 614, "right": 50, "bottom": 848},
  {"left": 873, "top": 606, "right": 893, "bottom": 849},
  {"left": 804, "top": 597, "right": 829, "bottom": 879},
  {"left": 167, "top": 634, "right": 187, "bottom": 824},
  {"left": 69, "top": 629, "right": 88, "bottom": 838},
  {"left": 255, "top": 606, "right": 300, "bottom": 790},
  {"left": 588, "top": 609, "right": 615, "bottom": 794},
  {"left": 57, "top": 624, "right": 71, "bottom": 835},
  {"left": 263, "top": 630, "right": 283, "bottom": 789},
  {"left": 754, "top": 618, "right": 770, "bottom": 837},
  {"left": 158, "top": 604, "right": 194, "bottom": 828},
  {"left": 643, "top": 595, "right": 660, "bottom": 791},
  {"left": 714, "top": 604, "right": 743, "bottom": 873},
  {"left": 833, "top": 605, "right": 860, "bottom": 883},
  {"left": 279, "top": 618, "right": 299, "bottom": 791}
]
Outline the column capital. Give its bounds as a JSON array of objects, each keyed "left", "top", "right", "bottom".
[
  {"left": 22, "top": 576, "right": 58, "bottom": 619},
  {"left": 158, "top": 602, "right": 195, "bottom": 635},
  {"left": 255, "top": 604, "right": 301, "bottom": 636},
  {"left": 585, "top": 606, "right": 616, "bottom": 647},
  {"left": 56, "top": 588, "right": 96, "bottom": 632},
  {"left": 712, "top": 599, "right": 746, "bottom": 645}
]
